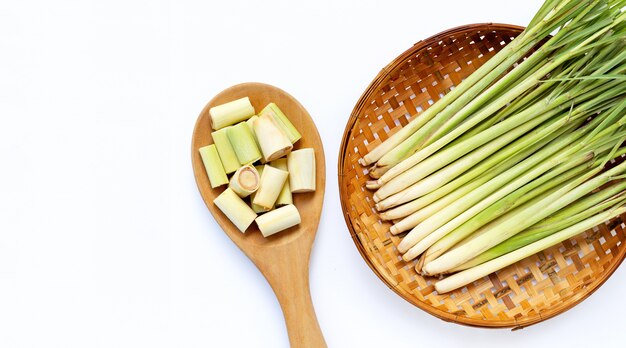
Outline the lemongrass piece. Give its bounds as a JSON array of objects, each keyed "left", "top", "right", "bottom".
[
  {"left": 424, "top": 159, "right": 626, "bottom": 275},
  {"left": 255, "top": 204, "right": 301, "bottom": 237},
  {"left": 254, "top": 113, "right": 293, "bottom": 162},
  {"left": 253, "top": 165, "right": 289, "bottom": 209},
  {"left": 210, "top": 97, "right": 255, "bottom": 130},
  {"left": 250, "top": 165, "right": 270, "bottom": 213},
  {"left": 229, "top": 165, "right": 260, "bottom": 198},
  {"left": 198, "top": 144, "right": 228, "bottom": 188},
  {"left": 228, "top": 122, "right": 262, "bottom": 165},
  {"left": 435, "top": 206, "right": 626, "bottom": 293},
  {"left": 212, "top": 127, "right": 241, "bottom": 174},
  {"left": 260, "top": 103, "right": 301, "bottom": 144},
  {"left": 270, "top": 158, "right": 292, "bottom": 206},
  {"left": 288, "top": 148, "right": 316, "bottom": 193},
  {"left": 214, "top": 188, "right": 257, "bottom": 233}
]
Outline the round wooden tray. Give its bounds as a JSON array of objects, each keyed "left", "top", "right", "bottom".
[{"left": 338, "top": 23, "right": 626, "bottom": 329}]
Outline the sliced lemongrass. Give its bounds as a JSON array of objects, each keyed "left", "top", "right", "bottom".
[
  {"left": 198, "top": 144, "right": 228, "bottom": 188},
  {"left": 288, "top": 148, "right": 316, "bottom": 193},
  {"left": 214, "top": 188, "right": 257, "bottom": 233},
  {"left": 210, "top": 97, "right": 255, "bottom": 130},
  {"left": 435, "top": 206, "right": 626, "bottom": 293},
  {"left": 255, "top": 204, "right": 301, "bottom": 237},
  {"left": 250, "top": 165, "right": 270, "bottom": 213},
  {"left": 212, "top": 127, "right": 240, "bottom": 174},
  {"left": 252, "top": 165, "right": 289, "bottom": 210},
  {"left": 229, "top": 165, "right": 260, "bottom": 198},
  {"left": 270, "top": 158, "right": 293, "bottom": 206},
  {"left": 228, "top": 122, "right": 262, "bottom": 165},
  {"left": 254, "top": 113, "right": 293, "bottom": 162},
  {"left": 260, "top": 103, "right": 301, "bottom": 144}
]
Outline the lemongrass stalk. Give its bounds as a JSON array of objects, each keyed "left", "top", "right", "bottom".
[
  {"left": 250, "top": 165, "right": 271, "bottom": 213},
  {"left": 403, "top": 149, "right": 596, "bottom": 262},
  {"left": 214, "top": 188, "right": 257, "bottom": 233},
  {"left": 288, "top": 148, "right": 316, "bottom": 193},
  {"left": 199, "top": 144, "right": 228, "bottom": 188},
  {"left": 255, "top": 204, "right": 301, "bottom": 237},
  {"left": 375, "top": 15, "right": 619, "bottom": 185},
  {"left": 260, "top": 103, "right": 301, "bottom": 144},
  {"left": 252, "top": 165, "right": 289, "bottom": 210},
  {"left": 229, "top": 165, "right": 260, "bottom": 198},
  {"left": 424, "top": 159, "right": 626, "bottom": 275},
  {"left": 372, "top": 1, "right": 596, "bottom": 171},
  {"left": 270, "top": 158, "right": 293, "bottom": 206},
  {"left": 212, "top": 127, "right": 241, "bottom": 174},
  {"left": 253, "top": 113, "right": 293, "bottom": 162},
  {"left": 435, "top": 206, "right": 626, "bottom": 293},
  {"left": 454, "top": 188, "right": 626, "bottom": 272},
  {"left": 416, "top": 154, "right": 595, "bottom": 266},
  {"left": 228, "top": 122, "right": 262, "bottom": 165},
  {"left": 380, "top": 122, "right": 569, "bottom": 220},
  {"left": 374, "top": 71, "right": 622, "bottom": 202},
  {"left": 375, "top": 107, "right": 559, "bottom": 207},
  {"left": 361, "top": 0, "right": 590, "bottom": 167},
  {"left": 210, "top": 97, "right": 255, "bottom": 130},
  {"left": 396, "top": 118, "right": 602, "bottom": 255}
]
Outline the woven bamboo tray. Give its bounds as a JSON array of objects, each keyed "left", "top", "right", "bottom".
[{"left": 338, "top": 23, "right": 626, "bottom": 329}]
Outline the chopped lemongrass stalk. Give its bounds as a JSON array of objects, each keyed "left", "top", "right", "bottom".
[
  {"left": 250, "top": 165, "right": 270, "bottom": 213},
  {"left": 198, "top": 144, "right": 228, "bottom": 188},
  {"left": 260, "top": 103, "right": 302, "bottom": 144},
  {"left": 211, "top": 127, "right": 241, "bottom": 174},
  {"left": 270, "top": 158, "right": 293, "bottom": 206},
  {"left": 209, "top": 97, "right": 255, "bottom": 130},
  {"left": 214, "top": 188, "right": 257, "bottom": 233},
  {"left": 227, "top": 122, "right": 262, "bottom": 165},
  {"left": 288, "top": 148, "right": 316, "bottom": 193},
  {"left": 435, "top": 206, "right": 626, "bottom": 293},
  {"left": 252, "top": 165, "right": 289, "bottom": 210},
  {"left": 229, "top": 165, "right": 260, "bottom": 198},
  {"left": 253, "top": 113, "right": 293, "bottom": 162},
  {"left": 255, "top": 204, "right": 301, "bottom": 237}
]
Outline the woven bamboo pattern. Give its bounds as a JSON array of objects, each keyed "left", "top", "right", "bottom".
[{"left": 338, "top": 23, "right": 626, "bottom": 329}]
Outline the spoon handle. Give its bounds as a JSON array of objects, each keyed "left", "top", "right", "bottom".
[{"left": 260, "top": 246, "right": 326, "bottom": 348}]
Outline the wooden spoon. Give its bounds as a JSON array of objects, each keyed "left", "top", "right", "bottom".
[{"left": 191, "top": 82, "right": 327, "bottom": 347}]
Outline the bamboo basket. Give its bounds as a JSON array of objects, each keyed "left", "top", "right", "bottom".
[{"left": 338, "top": 23, "right": 626, "bottom": 329}]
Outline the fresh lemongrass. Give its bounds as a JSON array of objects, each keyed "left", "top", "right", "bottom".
[
  {"left": 198, "top": 144, "right": 228, "bottom": 188},
  {"left": 453, "top": 187, "right": 626, "bottom": 272},
  {"left": 424, "top": 158, "right": 626, "bottom": 275},
  {"left": 214, "top": 188, "right": 257, "bottom": 233},
  {"left": 260, "top": 103, "right": 302, "bottom": 144},
  {"left": 288, "top": 148, "right": 316, "bottom": 193},
  {"left": 435, "top": 205, "right": 626, "bottom": 293},
  {"left": 252, "top": 165, "right": 289, "bottom": 210},
  {"left": 358, "top": 0, "right": 583, "bottom": 167},
  {"left": 229, "top": 165, "right": 260, "bottom": 198},
  {"left": 228, "top": 122, "right": 262, "bottom": 165},
  {"left": 255, "top": 204, "right": 301, "bottom": 237},
  {"left": 270, "top": 158, "right": 293, "bottom": 206},
  {"left": 211, "top": 127, "right": 241, "bottom": 174},
  {"left": 250, "top": 165, "right": 271, "bottom": 213},
  {"left": 417, "top": 155, "right": 597, "bottom": 269},
  {"left": 210, "top": 97, "right": 256, "bottom": 130},
  {"left": 254, "top": 113, "right": 293, "bottom": 162}
]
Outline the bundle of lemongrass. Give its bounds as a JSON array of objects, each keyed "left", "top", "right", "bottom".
[
  {"left": 362, "top": 0, "right": 626, "bottom": 293},
  {"left": 199, "top": 98, "right": 316, "bottom": 237}
]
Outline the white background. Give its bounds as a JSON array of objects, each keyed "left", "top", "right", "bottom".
[{"left": 1, "top": 0, "right": 624, "bottom": 347}]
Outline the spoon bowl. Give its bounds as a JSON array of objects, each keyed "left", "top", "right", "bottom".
[{"left": 192, "top": 82, "right": 326, "bottom": 347}]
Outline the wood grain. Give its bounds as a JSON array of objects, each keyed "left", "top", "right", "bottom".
[
  {"left": 192, "top": 82, "right": 327, "bottom": 347},
  {"left": 338, "top": 23, "right": 626, "bottom": 329}
]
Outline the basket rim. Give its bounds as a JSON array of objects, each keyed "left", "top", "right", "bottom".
[{"left": 337, "top": 22, "right": 626, "bottom": 329}]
